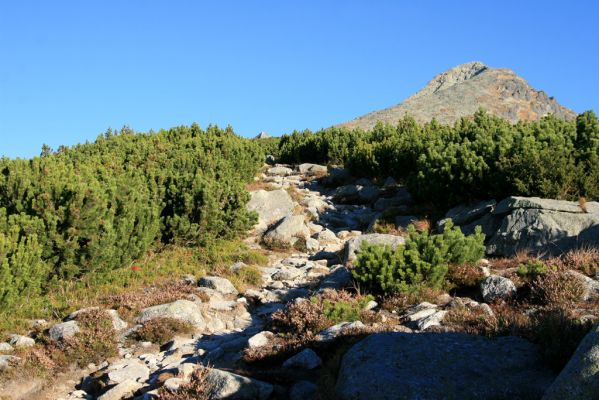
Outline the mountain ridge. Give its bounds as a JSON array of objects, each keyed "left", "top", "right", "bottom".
[{"left": 337, "top": 62, "right": 576, "bottom": 129}]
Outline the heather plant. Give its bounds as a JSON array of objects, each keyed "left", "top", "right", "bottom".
[{"left": 353, "top": 221, "right": 485, "bottom": 294}]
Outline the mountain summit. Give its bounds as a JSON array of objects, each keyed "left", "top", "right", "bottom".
[{"left": 337, "top": 62, "right": 576, "bottom": 129}]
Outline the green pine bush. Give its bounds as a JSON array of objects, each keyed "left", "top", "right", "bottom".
[{"left": 352, "top": 221, "right": 485, "bottom": 294}]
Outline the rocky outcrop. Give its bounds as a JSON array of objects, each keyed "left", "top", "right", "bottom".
[
  {"left": 543, "top": 322, "right": 599, "bottom": 400},
  {"left": 246, "top": 189, "right": 294, "bottom": 232},
  {"left": 337, "top": 62, "right": 575, "bottom": 129},
  {"left": 335, "top": 332, "right": 556, "bottom": 400},
  {"left": 442, "top": 196, "right": 599, "bottom": 256}
]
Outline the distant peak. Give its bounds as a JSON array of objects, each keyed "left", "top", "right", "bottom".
[
  {"left": 255, "top": 131, "right": 271, "bottom": 139},
  {"left": 409, "top": 61, "right": 489, "bottom": 100}
]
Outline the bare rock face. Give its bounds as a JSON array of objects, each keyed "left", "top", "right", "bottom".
[
  {"left": 543, "top": 322, "right": 599, "bottom": 400},
  {"left": 335, "top": 332, "right": 555, "bottom": 400},
  {"left": 337, "top": 62, "right": 575, "bottom": 130}
]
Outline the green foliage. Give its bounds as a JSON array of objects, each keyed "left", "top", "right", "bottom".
[
  {"left": 319, "top": 294, "right": 374, "bottom": 324},
  {"left": 517, "top": 260, "right": 550, "bottom": 280},
  {"left": 353, "top": 221, "right": 485, "bottom": 294},
  {"left": 0, "top": 124, "right": 263, "bottom": 309},
  {"left": 278, "top": 110, "right": 599, "bottom": 206}
]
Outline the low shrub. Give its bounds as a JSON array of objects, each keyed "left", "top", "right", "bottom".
[
  {"left": 531, "top": 271, "right": 586, "bottom": 307},
  {"left": 318, "top": 292, "right": 374, "bottom": 324},
  {"left": 131, "top": 318, "right": 194, "bottom": 345},
  {"left": 58, "top": 309, "right": 118, "bottom": 367},
  {"left": 270, "top": 299, "right": 330, "bottom": 338},
  {"left": 353, "top": 221, "right": 485, "bottom": 294},
  {"left": 517, "top": 259, "right": 551, "bottom": 280},
  {"left": 559, "top": 247, "right": 599, "bottom": 276},
  {"left": 446, "top": 263, "right": 485, "bottom": 288}
]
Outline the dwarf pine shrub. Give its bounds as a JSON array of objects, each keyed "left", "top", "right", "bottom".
[{"left": 352, "top": 221, "right": 485, "bottom": 294}]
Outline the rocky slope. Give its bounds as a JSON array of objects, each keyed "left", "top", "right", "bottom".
[
  {"left": 1, "top": 163, "right": 598, "bottom": 399},
  {"left": 337, "top": 61, "right": 576, "bottom": 129}
]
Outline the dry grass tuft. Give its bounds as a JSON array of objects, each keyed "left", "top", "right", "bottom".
[
  {"left": 559, "top": 247, "right": 599, "bottom": 276},
  {"left": 131, "top": 318, "right": 194, "bottom": 345},
  {"left": 158, "top": 367, "right": 215, "bottom": 400}
]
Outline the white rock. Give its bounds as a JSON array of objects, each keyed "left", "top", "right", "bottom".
[
  {"left": 480, "top": 275, "right": 517, "bottom": 303},
  {"left": 49, "top": 320, "right": 80, "bottom": 341},
  {"left": 8, "top": 334, "right": 35, "bottom": 348},
  {"left": 248, "top": 331, "right": 273, "bottom": 349}
]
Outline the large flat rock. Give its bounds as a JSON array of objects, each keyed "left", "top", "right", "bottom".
[
  {"left": 335, "top": 332, "right": 555, "bottom": 400},
  {"left": 246, "top": 189, "right": 294, "bottom": 232}
]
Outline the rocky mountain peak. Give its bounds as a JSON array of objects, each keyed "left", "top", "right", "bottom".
[
  {"left": 408, "top": 61, "right": 489, "bottom": 101},
  {"left": 337, "top": 62, "right": 576, "bottom": 129}
]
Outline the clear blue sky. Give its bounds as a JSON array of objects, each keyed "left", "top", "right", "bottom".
[{"left": 1, "top": 1, "right": 598, "bottom": 158}]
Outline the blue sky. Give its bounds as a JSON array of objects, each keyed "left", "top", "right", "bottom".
[{"left": 1, "top": 1, "right": 598, "bottom": 158}]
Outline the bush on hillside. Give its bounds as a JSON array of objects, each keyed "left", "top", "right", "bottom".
[
  {"left": 278, "top": 110, "right": 599, "bottom": 206},
  {"left": 0, "top": 124, "right": 264, "bottom": 308},
  {"left": 352, "top": 221, "right": 485, "bottom": 294}
]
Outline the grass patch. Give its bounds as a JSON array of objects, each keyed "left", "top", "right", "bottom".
[{"left": 0, "top": 240, "right": 266, "bottom": 336}]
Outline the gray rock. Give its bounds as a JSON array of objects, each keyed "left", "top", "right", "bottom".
[
  {"left": 335, "top": 332, "right": 555, "bottom": 400},
  {"left": 289, "top": 381, "right": 318, "bottom": 400},
  {"left": 373, "top": 187, "right": 413, "bottom": 211},
  {"left": 318, "top": 265, "right": 352, "bottom": 291},
  {"left": 403, "top": 302, "right": 446, "bottom": 329},
  {"left": 8, "top": 334, "right": 34, "bottom": 348},
  {"left": 323, "top": 167, "right": 351, "bottom": 186},
  {"left": 298, "top": 163, "right": 327, "bottom": 176},
  {"left": 315, "top": 229, "right": 339, "bottom": 244},
  {"left": 358, "top": 186, "right": 380, "bottom": 203},
  {"left": 0, "top": 342, "right": 13, "bottom": 352},
  {"left": 248, "top": 331, "right": 273, "bottom": 349},
  {"left": 480, "top": 275, "right": 516, "bottom": 303},
  {"left": 263, "top": 215, "right": 310, "bottom": 247},
  {"left": 0, "top": 355, "right": 19, "bottom": 371},
  {"left": 267, "top": 166, "right": 293, "bottom": 176},
  {"left": 137, "top": 299, "right": 205, "bottom": 329},
  {"left": 107, "top": 359, "right": 150, "bottom": 384},
  {"left": 344, "top": 233, "right": 405, "bottom": 264},
  {"left": 543, "top": 322, "right": 599, "bottom": 400},
  {"left": 283, "top": 348, "right": 322, "bottom": 370},
  {"left": 567, "top": 270, "right": 599, "bottom": 301},
  {"left": 318, "top": 321, "right": 365, "bottom": 341},
  {"left": 98, "top": 379, "right": 143, "bottom": 400},
  {"left": 198, "top": 276, "right": 238, "bottom": 295},
  {"left": 445, "top": 199, "right": 497, "bottom": 225},
  {"left": 205, "top": 368, "right": 273, "bottom": 400},
  {"left": 272, "top": 267, "right": 303, "bottom": 281},
  {"left": 49, "top": 320, "right": 80, "bottom": 341},
  {"left": 486, "top": 197, "right": 599, "bottom": 257},
  {"left": 334, "top": 185, "right": 362, "bottom": 203},
  {"left": 246, "top": 189, "right": 294, "bottom": 232}
]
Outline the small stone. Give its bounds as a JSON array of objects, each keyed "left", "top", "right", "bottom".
[
  {"left": 363, "top": 300, "right": 378, "bottom": 311},
  {"left": 283, "top": 348, "right": 322, "bottom": 370},
  {"left": 248, "top": 331, "right": 273, "bottom": 349},
  {"left": 163, "top": 377, "right": 186, "bottom": 392},
  {"left": 0, "top": 342, "right": 14, "bottom": 352},
  {"left": 49, "top": 320, "right": 80, "bottom": 341},
  {"left": 9, "top": 334, "right": 35, "bottom": 348},
  {"left": 198, "top": 276, "right": 238, "bottom": 295},
  {"left": 480, "top": 275, "right": 517, "bottom": 303}
]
